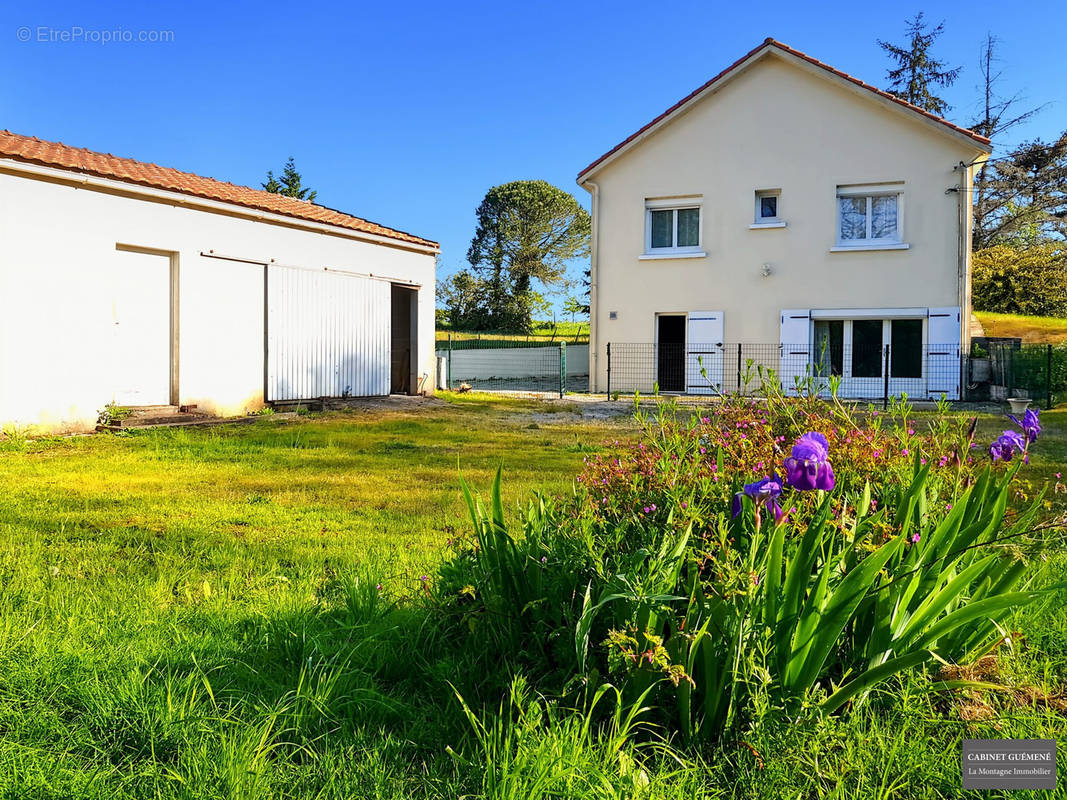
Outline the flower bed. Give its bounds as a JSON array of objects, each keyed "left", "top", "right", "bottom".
[{"left": 437, "top": 394, "right": 1058, "bottom": 743}]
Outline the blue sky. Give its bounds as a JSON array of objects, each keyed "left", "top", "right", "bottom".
[{"left": 3, "top": 0, "right": 1065, "bottom": 314}]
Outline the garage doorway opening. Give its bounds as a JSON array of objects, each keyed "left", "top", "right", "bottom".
[
  {"left": 656, "top": 314, "right": 686, "bottom": 393},
  {"left": 391, "top": 284, "right": 418, "bottom": 394}
]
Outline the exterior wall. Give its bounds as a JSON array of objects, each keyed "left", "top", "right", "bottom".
[
  {"left": 435, "top": 344, "right": 589, "bottom": 382},
  {"left": 0, "top": 170, "right": 436, "bottom": 432},
  {"left": 585, "top": 53, "right": 987, "bottom": 391}
]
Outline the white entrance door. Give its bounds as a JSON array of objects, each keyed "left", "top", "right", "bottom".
[{"left": 112, "top": 250, "right": 172, "bottom": 406}]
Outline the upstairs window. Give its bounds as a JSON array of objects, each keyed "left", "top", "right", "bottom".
[
  {"left": 836, "top": 185, "right": 903, "bottom": 247},
  {"left": 754, "top": 190, "right": 781, "bottom": 224},
  {"left": 645, "top": 200, "right": 702, "bottom": 256}
]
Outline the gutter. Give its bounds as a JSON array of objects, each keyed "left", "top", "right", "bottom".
[{"left": 0, "top": 157, "right": 440, "bottom": 256}]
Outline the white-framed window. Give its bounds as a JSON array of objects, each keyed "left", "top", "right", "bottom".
[
  {"left": 834, "top": 184, "right": 905, "bottom": 249},
  {"left": 643, "top": 198, "right": 703, "bottom": 257},
  {"left": 754, "top": 190, "right": 781, "bottom": 224},
  {"left": 812, "top": 317, "right": 925, "bottom": 380}
]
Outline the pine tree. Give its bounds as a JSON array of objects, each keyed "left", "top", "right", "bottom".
[
  {"left": 261, "top": 157, "right": 317, "bottom": 202},
  {"left": 877, "top": 13, "right": 961, "bottom": 116}
]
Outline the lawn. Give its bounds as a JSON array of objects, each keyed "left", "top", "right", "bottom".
[
  {"left": 976, "top": 311, "right": 1067, "bottom": 343},
  {"left": 0, "top": 394, "right": 1063, "bottom": 798}
]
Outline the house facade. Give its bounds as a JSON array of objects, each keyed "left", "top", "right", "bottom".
[
  {"left": 577, "top": 39, "right": 991, "bottom": 399},
  {"left": 0, "top": 131, "right": 438, "bottom": 433}
]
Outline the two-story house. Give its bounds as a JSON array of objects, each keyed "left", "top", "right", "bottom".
[{"left": 577, "top": 39, "right": 991, "bottom": 400}]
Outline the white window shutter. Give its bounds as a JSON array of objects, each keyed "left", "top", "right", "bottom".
[
  {"left": 927, "top": 306, "right": 961, "bottom": 400},
  {"left": 780, "top": 310, "right": 811, "bottom": 396},
  {"left": 687, "top": 312, "right": 723, "bottom": 394}
]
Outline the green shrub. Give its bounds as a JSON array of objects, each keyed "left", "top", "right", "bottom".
[{"left": 973, "top": 243, "right": 1067, "bottom": 317}]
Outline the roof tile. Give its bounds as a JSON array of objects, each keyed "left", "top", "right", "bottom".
[{"left": 0, "top": 130, "right": 438, "bottom": 249}]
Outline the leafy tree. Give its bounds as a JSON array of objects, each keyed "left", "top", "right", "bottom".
[
  {"left": 563, "top": 295, "right": 588, "bottom": 324},
  {"left": 466, "top": 181, "right": 590, "bottom": 332},
  {"left": 262, "top": 157, "right": 317, "bottom": 202},
  {"left": 974, "top": 132, "right": 1067, "bottom": 248},
  {"left": 878, "top": 13, "right": 961, "bottom": 115},
  {"left": 972, "top": 242, "right": 1067, "bottom": 317}
]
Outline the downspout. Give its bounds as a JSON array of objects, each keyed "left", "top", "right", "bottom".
[
  {"left": 952, "top": 161, "right": 969, "bottom": 349},
  {"left": 582, "top": 179, "right": 600, "bottom": 393}
]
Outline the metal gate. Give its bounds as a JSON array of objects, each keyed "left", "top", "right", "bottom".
[{"left": 266, "top": 266, "right": 390, "bottom": 401}]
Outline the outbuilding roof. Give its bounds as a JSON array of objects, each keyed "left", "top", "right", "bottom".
[
  {"left": 577, "top": 38, "right": 992, "bottom": 182},
  {"left": 0, "top": 129, "right": 438, "bottom": 249}
]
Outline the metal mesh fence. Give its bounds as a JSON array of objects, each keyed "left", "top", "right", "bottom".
[
  {"left": 431, "top": 337, "right": 1062, "bottom": 407},
  {"left": 974, "top": 340, "right": 1066, "bottom": 407},
  {"left": 605, "top": 342, "right": 965, "bottom": 403}
]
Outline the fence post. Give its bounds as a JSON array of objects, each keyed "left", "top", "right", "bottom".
[
  {"left": 606, "top": 343, "right": 612, "bottom": 400},
  {"left": 1048, "top": 343, "right": 1054, "bottom": 410},
  {"left": 447, "top": 334, "right": 453, "bottom": 391},
  {"left": 882, "top": 344, "right": 890, "bottom": 411},
  {"left": 736, "top": 343, "right": 743, "bottom": 393},
  {"left": 559, "top": 341, "right": 566, "bottom": 399}
]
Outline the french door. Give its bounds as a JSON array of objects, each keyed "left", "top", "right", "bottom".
[{"left": 813, "top": 317, "right": 925, "bottom": 398}]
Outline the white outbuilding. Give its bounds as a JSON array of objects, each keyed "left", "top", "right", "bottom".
[{"left": 0, "top": 131, "right": 438, "bottom": 432}]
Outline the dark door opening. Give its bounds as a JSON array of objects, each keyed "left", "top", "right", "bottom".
[
  {"left": 657, "top": 315, "right": 686, "bottom": 392},
  {"left": 391, "top": 285, "right": 417, "bottom": 394}
]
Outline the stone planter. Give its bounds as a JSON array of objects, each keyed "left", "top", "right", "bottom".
[{"left": 1008, "top": 397, "right": 1032, "bottom": 415}]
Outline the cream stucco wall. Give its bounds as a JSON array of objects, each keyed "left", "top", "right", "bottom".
[
  {"left": 0, "top": 168, "right": 436, "bottom": 432},
  {"left": 583, "top": 51, "right": 987, "bottom": 391}
]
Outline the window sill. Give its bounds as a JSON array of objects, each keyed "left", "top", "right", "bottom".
[
  {"left": 829, "top": 242, "right": 910, "bottom": 252},
  {"left": 749, "top": 221, "right": 787, "bottom": 229},
  {"left": 638, "top": 251, "right": 707, "bottom": 261}
]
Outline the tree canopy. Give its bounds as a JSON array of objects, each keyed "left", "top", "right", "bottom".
[
  {"left": 442, "top": 181, "right": 590, "bottom": 332},
  {"left": 877, "top": 13, "right": 961, "bottom": 115},
  {"left": 262, "top": 157, "right": 317, "bottom": 202}
]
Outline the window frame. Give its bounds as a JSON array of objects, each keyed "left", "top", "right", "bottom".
[
  {"left": 810, "top": 316, "right": 926, "bottom": 381},
  {"left": 753, "top": 190, "right": 782, "bottom": 225},
  {"left": 643, "top": 198, "right": 704, "bottom": 257},
  {"left": 833, "top": 184, "right": 905, "bottom": 249}
]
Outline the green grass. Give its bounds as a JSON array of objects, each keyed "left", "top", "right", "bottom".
[
  {"left": 436, "top": 319, "right": 589, "bottom": 343},
  {"left": 976, "top": 311, "right": 1067, "bottom": 343},
  {"left": 0, "top": 396, "right": 1063, "bottom": 798}
]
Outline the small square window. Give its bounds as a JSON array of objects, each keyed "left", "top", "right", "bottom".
[
  {"left": 760, "top": 196, "right": 777, "bottom": 219},
  {"left": 754, "top": 190, "right": 781, "bottom": 224}
]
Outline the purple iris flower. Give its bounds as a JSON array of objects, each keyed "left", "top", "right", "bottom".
[
  {"left": 989, "top": 430, "right": 1027, "bottom": 462},
  {"left": 783, "top": 432, "right": 836, "bottom": 491},
  {"left": 1008, "top": 407, "right": 1041, "bottom": 444},
  {"left": 732, "top": 474, "right": 785, "bottom": 523}
]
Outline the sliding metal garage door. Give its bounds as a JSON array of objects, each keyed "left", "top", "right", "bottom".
[{"left": 266, "top": 266, "right": 390, "bottom": 401}]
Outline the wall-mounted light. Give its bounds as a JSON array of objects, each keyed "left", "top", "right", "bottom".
[{"left": 761, "top": 263, "right": 773, "bottom": 278}]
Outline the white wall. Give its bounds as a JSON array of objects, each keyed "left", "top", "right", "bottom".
[
  {"left": 583, "top": 51, "right": 986, "bottom": 391},
  {"left": 437, "top": 344, "right": 589, "bottom": 382},
  {"left": 0, "top": 170, "right": 436, "bottom": 432}
]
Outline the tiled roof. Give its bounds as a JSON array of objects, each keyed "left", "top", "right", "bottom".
[
  {"left": 577, "top": 38, "right": 991, "bottom": 181},
  {"left": 0, "top": 130, "right": 438, "bottom": 249}
]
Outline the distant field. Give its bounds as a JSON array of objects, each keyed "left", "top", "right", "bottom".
[
  {"left": 436, "top": 319, "right": 588, "bottom": 343},
  {"left": 977, "top": 311, "right": 1067, "bottom": 343}
]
